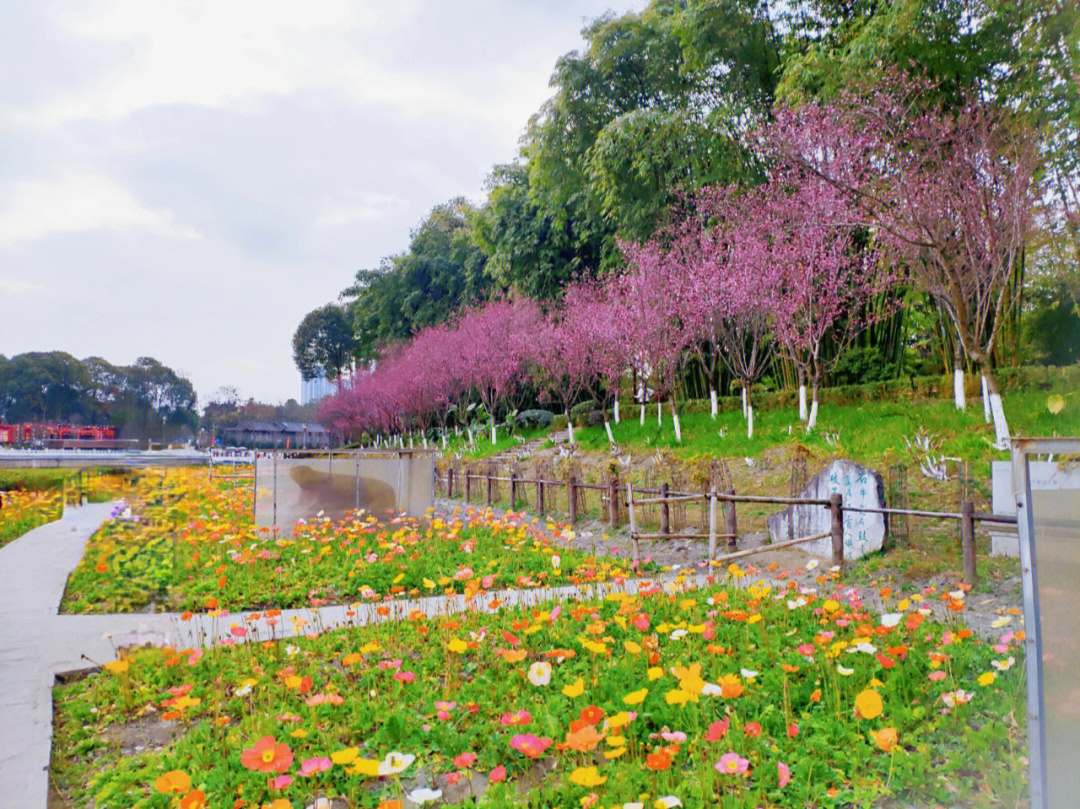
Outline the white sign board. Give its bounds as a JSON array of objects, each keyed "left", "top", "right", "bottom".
[{"left": 991, "top": 461, "right": 1080, "bottom": 557}]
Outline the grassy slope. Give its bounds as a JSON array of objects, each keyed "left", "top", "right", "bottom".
[{"left": 441, "top": 385, "right": 1079, "bottom": 588}]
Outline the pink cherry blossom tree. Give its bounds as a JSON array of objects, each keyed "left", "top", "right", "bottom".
[
  {"left": 766, "top": 75, "right": 1041, "bottom": 444},
  {"left": 456, "top": 298, "right": 541, "bottom": 444},
  {"left": 756, "top": 175, "right": 886, "bottom": 431},
  {"left": 616, "top": 240, "right": 694, "bottom": 442},
  {"left": 532, "top": 297, "right": 595, "bottom": 445},
  {"left": 560, "top": 277, "right": 632, "bottom": 447}
]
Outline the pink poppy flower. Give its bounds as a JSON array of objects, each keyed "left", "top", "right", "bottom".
[
  {"left": 928, "top": 670, "right": 947, "bottom": 681},
  {"left": 500, "top": 709, "right": 532, "bottom": 726},
  {"left": 778, "top": 761, "right": 791, "bottom": 788},
  {"left": 268, "top": 774, "right": 293, "bottom": 790},
  {"left": 298, "top": 757, "right": 332, "bottom": 777},
  {"left": 489, "top": 764, "right": 507, "bottom": 783},
  {"left": 743, "top": 722, "right": 762, "bottom": 737},
  {"left": 510, "top": 733, "right": 552, "bottom": 759},
  {"left": 715, "top": 752, "right": 750, "bottom": 775},
  {"left": 394, "top": 670, "right": 415, "bottom": 683}
]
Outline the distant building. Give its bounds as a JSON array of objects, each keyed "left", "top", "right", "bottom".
[
  {"left": 219, "top": 420, "right": 331, "bottom": 448},
  {"left": 301, "top": 373, "right": 338, "bottom": 405}
]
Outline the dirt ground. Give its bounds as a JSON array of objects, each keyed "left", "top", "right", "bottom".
[{"left": 434, "top": 497, "right": 1023, "bottom": 641}]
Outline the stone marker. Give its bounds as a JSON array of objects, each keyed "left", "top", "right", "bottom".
[{"left": 767, "top": 459, "right": 887, "bottom": 560}]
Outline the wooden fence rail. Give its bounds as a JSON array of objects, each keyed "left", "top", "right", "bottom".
[{"left": 437, "top": 465, "right": 1012, "bottom": 586}]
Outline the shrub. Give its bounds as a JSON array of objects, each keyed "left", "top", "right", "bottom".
[
  {"left": 514, "top": 409, "right": 555, "bottom": 430},
  {"left": 569, "top": 400, "right": 598, "bottom": 426}
]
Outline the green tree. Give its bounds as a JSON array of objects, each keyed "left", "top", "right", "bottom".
[
  {"left": 344, "top": 199, "right": 491, "bottom": 359},
  {"left": 292, "top": 303, "right": 358, "bottom": 380}
]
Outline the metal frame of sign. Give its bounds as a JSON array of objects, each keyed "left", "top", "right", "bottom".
[
  {"left": 1010, "top": 436, "right": 1080, "bottom": 809},
  {"left": 250, "top": 447, "right": 437, "bottom": 525}
]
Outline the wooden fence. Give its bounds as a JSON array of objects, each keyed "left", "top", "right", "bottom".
[{"left": 435, "top": 464, "right": 1017, "bottom": 586}]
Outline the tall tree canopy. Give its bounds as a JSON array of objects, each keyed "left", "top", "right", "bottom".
[
  {"left": 0, "top": 352, "right": 197, "bottom": 438},
  {"left": 343, "top": 198, "right": 492, "bottom": 359},
  {"left": 306, "top": 0, "right": 1076, "bottom": 393},
  {"left": 292, "top": 303, "right": 358, "bottom": 380}
]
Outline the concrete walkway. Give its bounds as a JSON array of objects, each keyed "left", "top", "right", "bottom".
[{"left": 0, "top": 502, "right": 120, "bottom": 809}]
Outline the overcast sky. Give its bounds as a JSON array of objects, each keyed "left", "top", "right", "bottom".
[{"left": 0, "top": 0, "right": 642, "bottom": 404}]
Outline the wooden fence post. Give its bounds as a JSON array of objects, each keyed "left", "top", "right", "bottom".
[
  {"left": 829, "top": 493, "right": 844, "bottom": 568},
  {"left": 486, "top": 465, "right": 493, "bottom": 506},
  {"left": 538, "top": 479, "right": 545, "bottom": 516},
  {"left": 608, "top": 477, "right": 618, "bottom": 526},
  {"left": 708, "top": 488, "right": 717, "bottom": 560},
  {"left": 725, "top": 488, "right": 738, "bottom": 552},
  {"left": 627, "top": 483, "right": 639, "bottom": 564},
  {"left": 465, "top": 469, "right": 472, "bottom": 503},
  {"left": 510, "top": 471, "right": 518, "bottom": 508},
  {"left": 961, "top": 499, "right": 977, "bottom": 586},
  {"left": 447, "top": 467, "right": 454, "bottom": 498},
  {"left": 568, "top": 476, "right": 578, "bottom": 523},
  {"left": 660, "top": 481, "right": 670, "bottom": 535}
]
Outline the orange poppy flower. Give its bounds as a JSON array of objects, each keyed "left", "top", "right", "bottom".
[
  {"left": 645, "top": 751, "right": 672, "bottom": 771},
  {"left": 180, "top": 790, "right": 206, "bottom": 809},
  {"left": 240, "top": 736, "right": 293, "bottom": 773},
  {"left": 558, "top": 724, "right": 604, "bottom": 752},
  {"left": 154, "top": 770, "right": 191, "bottom": 794}
]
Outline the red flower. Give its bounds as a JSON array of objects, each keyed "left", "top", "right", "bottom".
[
  {"left": 241, "top": 736, "right": 293, "bottom": 773},
  {"left": 453, "top": 752, "right": 477, "bottom": 768},
  {"left": 579, "top": 705, "right": 605, "bottom": 726},
  {"left": 743, "top": 722, "right": 762, "bottom": 738},
  {"left": 787, "top": 722, "right": 799, "bottom": 738},
  {"left": 705, "top": 717, "right": 729, "bottom": 742},
  {"left": 489, "top": 765, "right": 507, "bottom": 783},
  {"left": 876, "top": 653, "right": 896, "bottom": 670}
]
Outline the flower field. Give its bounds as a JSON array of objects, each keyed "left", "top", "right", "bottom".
[
  {"left": 0, "top": 486, "right": 64, "bottom": 548},
  {"left": 52, "top": 570, "right": 1027, "bottom": 808},
  {"left": 62, "top": 468, "right": 635, "bottom": 614}
]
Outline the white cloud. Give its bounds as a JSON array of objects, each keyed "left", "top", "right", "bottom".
[
  {"left": 0, "top": 273, "right": 44, "bottom": 294},
  {"left": 12, "top": 0, "right": 526, "bottom": 131},
  {"left": 316, "top": 193, "right": 409, "bottom": 227},
  {"left": 0, "top": 170, "right": 199, "bottom": 248}
]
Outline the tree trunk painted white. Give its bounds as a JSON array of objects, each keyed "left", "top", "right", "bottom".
[
  {"left": 798, "top": 384, "right": 808, "bottom": 422},
  {"left": 566, "top": 408, "right": 575, "bottom": 444},
  {"left": 741, "top": 387, "right": 748, "bottom": 419},
  {"left": 604, "top": 418, "right": 615, "bottom": 447},
  {"left": 441, "top": 432, "right": 447, "bottom": 449},
  {"left": 981, "top": 374, "right": 992, "bottom": 424},
  {"left": 982, "top": 369, "right": 1011, "bottom": 447},
  {"left": 657, "top": 399, "right": 662, "bottom": 426},
  {"left": 990, "top": 392, "right": 1010, "bottom": 446},
  {"left": 409, "top": 433, "right": 414, "bottom": 448},
  {"left": 466, "top": 426, "right": 473, "bottom": 445},
  {"left": 454, "top": 424, "right": 460, "bottom": 436},
  {"left": 614, "top": 399, "right": 620, "bottom": 425},
  {"left": 954, "top": 368, "right": 966, "bottom": 410},
  {"left": 709, "top": 389, "right": 718, "bottom": 419},
  {"left": 490, "top": 419, "right": 497, "bottom": 445},
  {"left": 806, "top": 399, "right": 819, "bottom": 432},
  {"left": 422, "top": 434, "right": 427, "bottom": 449},
  {"left": 639, "top": 403, "right": 646, "bottom": 426},
  {"left": 746, "top": 405, "right": 754, "bottom": 439},
  {"left": 671, "top": 400, "right": 681, "bottom": 442}
]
